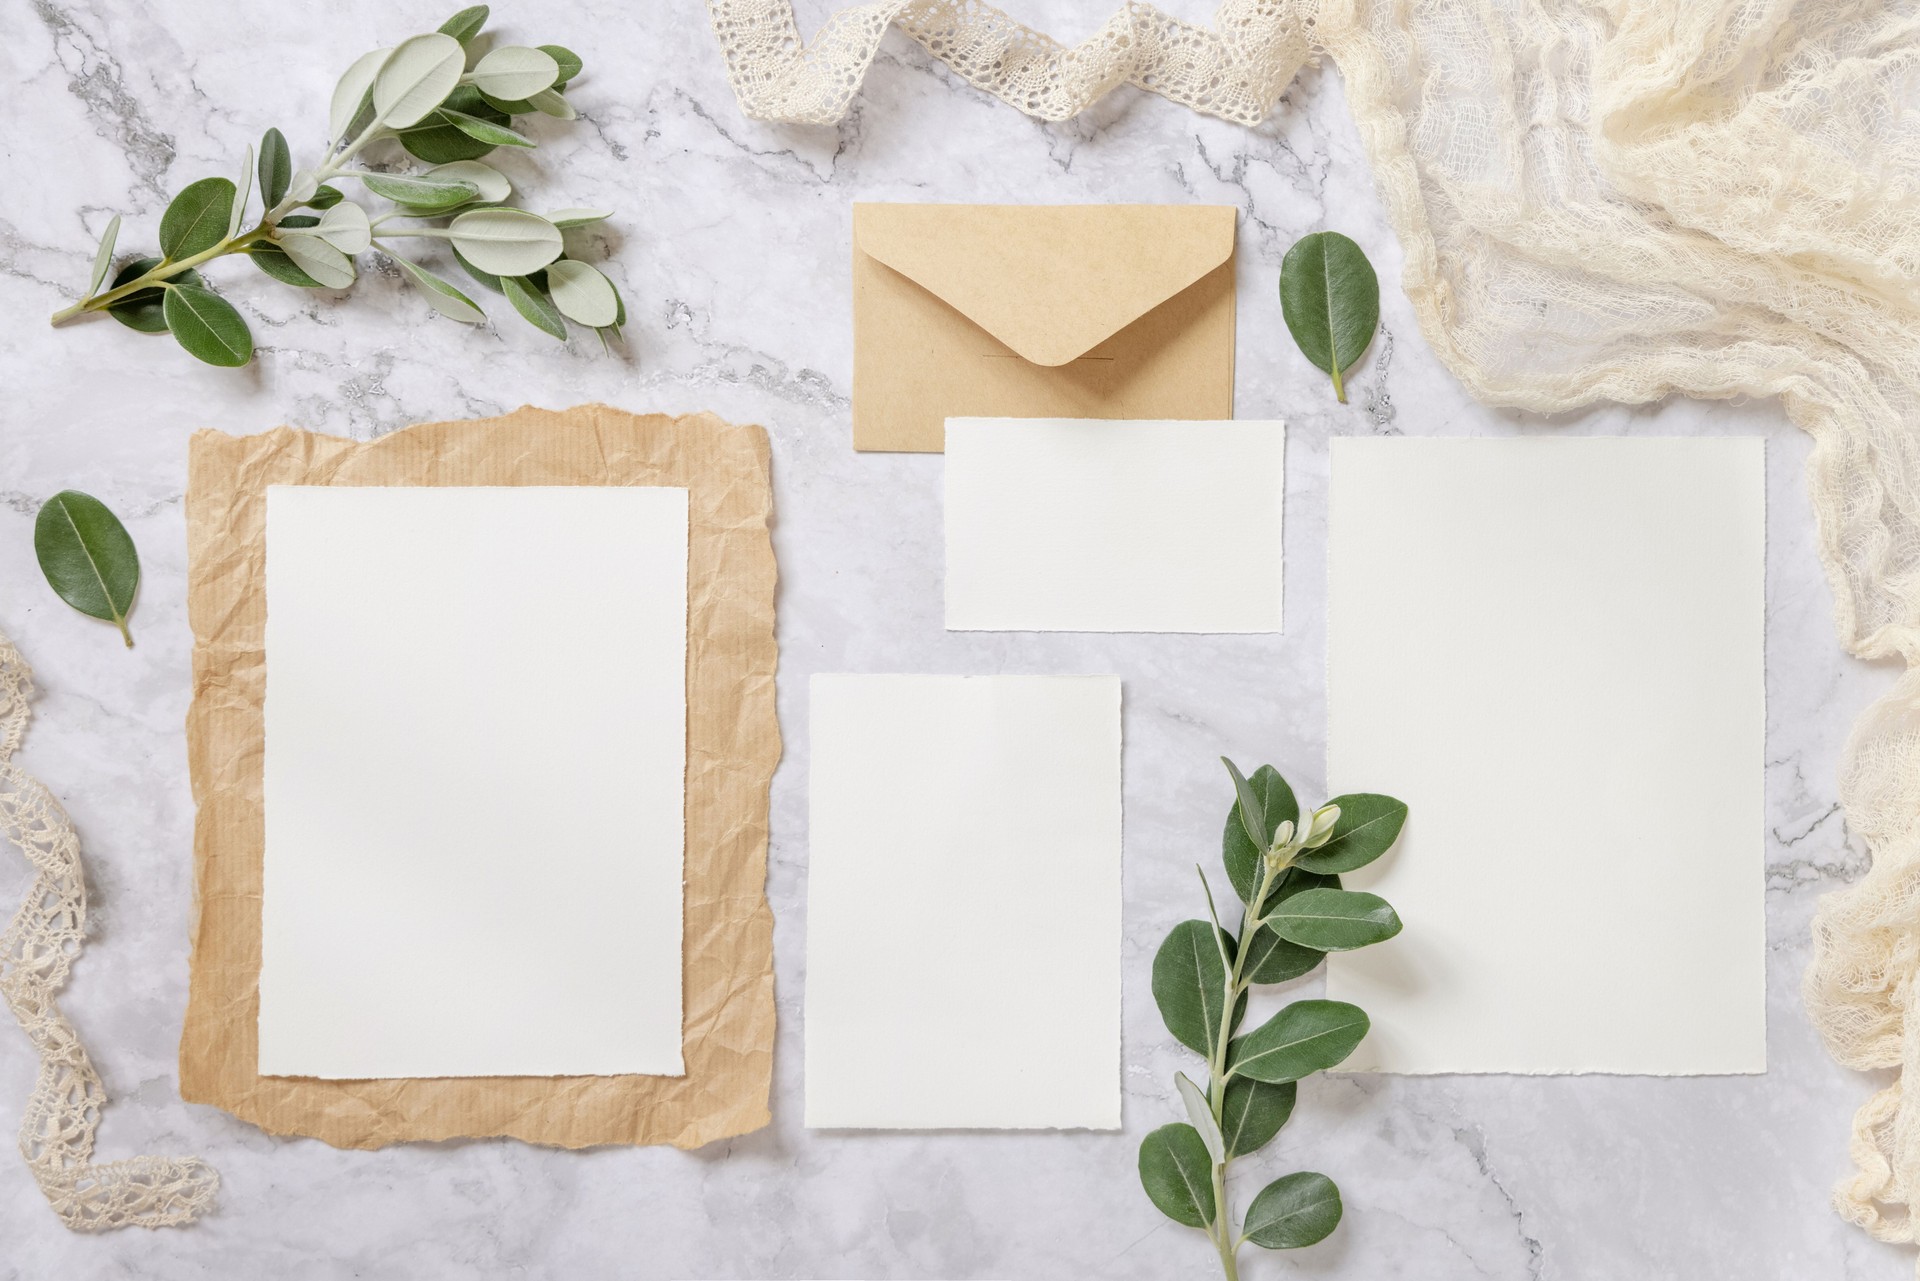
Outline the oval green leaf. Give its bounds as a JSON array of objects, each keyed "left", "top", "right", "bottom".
[
  {"left": 1293, "top": 793, "right": 1408, "bottom": 874},
  {"left": 329, "top": 47, "right": 392, "bottom": 143},
  {"left": 1151, "top": 919, "right": 1231, "bottom": 1057},
  {"left": 502, "top": 274, "right": 567, "bottom": 339},
  {"left": 438, "top": 4, "right": 489, "bottom": 42},
  {"left": 159, "top": 177, "right": 236, "bottom": 261},
  {"left": 540, "top": 44, "right": 583, "bottom": 84},
  {"left": 1222, "top": 763, "right": 1299, "bottom": 904},
  {"left": 452, "top": 244, "right": 503, "bottom": 292},
  {"left": 1227, "top": 999, "right": 1370, "bottom": 1084},
  {"left": 105, "top": 257, "right": 199, "bottom": 332},
  {"left": 229, "top": 144, "right": 254, "bottom": 239},
  {"left": 87, "top": 214, "right": 120, "bottom": 296},
  {"left": 1244, "top": 1172, "right": 1342, "bottom": 1249},
  {"left": 398, "top": 87, "right": 508, "bottom": 164},
  {"left": 393, "top": 256, "right": 487, "bottom": 324},
  {"left": 373, "top": 33, "right": 465, "bottom": 129},
  {"left": 162, "top": 283, "right": 253, "bottom": 367},
  {"left": 1220, "top": 1076, "right": 1296, "bottom": 1159},
  {"left": 258, "top": 128, "right": 292, "bottom": 207},
  {"left": 472, "top": 46, "right": 560, "bottom": 101},
  {"left": 545, "top": 259, "right": 617, "bottom": 327},
  {"left": 1278, "top": 230, "right": 1379, "bottom": 403},
  {"left": 1264, "top": 888, "right": 1401, "bottom": 952},
  {"left": 1138, "top": 1124, "right": 1215, "bottom": 1229},
  {"left": 249, "top": 243, "right": 325, "bottom": 289},
  {"left": 547, "top": 207, "right": 611, "bottom": 230},
  {"left": 360, "top": 172, "right": 478, "bottom": 210},
  {"left": 307, "top": 184, "right": 344, "bottom": 210},
  {"left": 425, "top": 160, "right": 510, "bottom": 203},
  {"left": 275, "top": 233, "right": 356, "bottom": 289},
  {"left": 34, "top": 490, "right": 139, "bottom": 646},
  {"left": 440, "top": 108, "right": 534, "bottom": 149},
  {"left": 1241, "top": 869, "right": 1337, "bottom": 983},
  {"left": 1173, "top": 1071, "right": 1223, "bottom": 1163},
  {"left": 528, "top": 88, "right": 575, "bottom": 120},
  {"left": 450, "top": 207, "right": 562, "bottom": 275}
]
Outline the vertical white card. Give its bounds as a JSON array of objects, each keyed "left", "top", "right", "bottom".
[
  {"left": 1325, "top": 438, "right": 1764, "bottom": 1074},
  {"left": 805, "top": 674, "right": 1123, "bottom": 1127},
  {"left": 260, "top": 485, "right": 689, "bottom": 1079},
  {"left": 944, "top": 419, "right": 1285, "bottom": 632}
]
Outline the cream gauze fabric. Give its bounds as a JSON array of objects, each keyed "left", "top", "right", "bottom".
[{"left": 705, "top": 0, "right": 1920, "bottom": 1254}]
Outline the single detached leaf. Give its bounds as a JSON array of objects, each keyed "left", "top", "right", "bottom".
[
  {"left": 275, "top": 233, "right": 356, "bottom": 289},
  {"left": 105, "top": 257, "right": 199, "bottom": 332},
  {"left": 249, "top": 242, "right": 325, "bottom": 288},
  {"left": 1138, "top": 1124, "right": 1215, "bottom": 1229},
  {"left": 159, "top": 177, "right": 236, "bottom": 260},
  {"left": 1244, "top": 1172, "right": 1342, "bottom": 1249},
  {"left": 471, "top": 46, "right": 561, "bottom": 100},
  {"left": 424, "top": 160, "right": 510, "bottom": 202},
  {"left": 162, "top": 283, "right": 252, "bottom": 367},
  {"left": 547, "top": 207, "right": 611, "bottom": 229},
  {"left": 259, "top": 127, "right": 292, "bottom": 206},
  {"left": 329, "top": 47, "right": 393, "bottom": 144},
  {"left": 398, "top": 87, "right": 509, "bottom": 164},
  {"left": 528, "top": 88, "right": 575, "bottom": 120},
  {"left": 1294, "top": 793, "right": 1409, "bottom": 874},
  {"left": 450, "top": 207, "right": 562, "bottom": 275},
  {"left": 229, "top": 144, "right": 254, "bottom": 240},
  {"left": 1152, "top": 920, "right": 1231, "bottom": 1057},
  {"left": 373, "top": 33, "right": 466, "bottom": 129},
  {"left": 392, "top": 256, "right": 487, "bottom": 323},
  {"left": 438, "top": 4, "right": 489, "bottom": 43},
  {"left": 502, "top": 274, "right": 567, "bottom": 339},
  {"left": 1264, "top": 888, "right": 1402, "bottom": 951},
  {"left": 1228, "top": 1000, "right": 1370, "bottom": 1084},
  {"left": 1279, "top": 230, "right": 1379, "bottom": 403},
  {"left": 34, "top": 490, "right": 139, "bottom": 646},
  {"left": 545, "top": 259, "right": 617, "bottom": 327},
  {"left": 540, "top": 44, "right": 583, "bottom": 84},
  {"left": 440, "top": 108, "right": 534, "bottom": 148},
  {"left": 360, "top": 172, "right": 478, "bottom": 209},
  {"left": 86, "top": 214, "right": 120, "bottom": 296},
  {"left": 1241, "top": 868, "right": 1337, "bottom": 983},
  {"left": 312, "top": 202, "right": 371, "bottom": 255},
  {"left": 1220, "top": 1076, "right": 1296, "bottom": 1158},
  {"left": 1222, "top": 763, "right": 1300, "bottom": 903},
  {"left": 1174, "top": 1072, "right": 1223, "bottom": 1163}
]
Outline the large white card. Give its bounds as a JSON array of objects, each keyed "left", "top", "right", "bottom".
[
  {"left": 944, "top": 419, "right": 1285, "bottom": 632},
  {"left": 259, "top": 485, "right": 689, "bottom": 1079},
  {"left": 1326, "top": 438, "right": 1765, "bottom": 1075},
  {"left": 805, "top": 674, "right": 1123, "bottom": 1127}
]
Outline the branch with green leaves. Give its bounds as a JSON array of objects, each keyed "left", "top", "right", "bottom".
[
  {"left": 48, "top": 6, "right": 622, "bottom": 366},
  {"left": 1139, "top": 757, "right": 1408, "bottom": 1281}
]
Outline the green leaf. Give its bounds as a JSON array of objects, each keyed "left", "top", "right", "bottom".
[
  {"left": 274, "top": 234, "right": 356, "bottom": 289},
  {"left": 1228, "top": 1000, "right": 1370, "bottom": 1084},
  {"left": 229, "top": 144, "right": 254, "bottom": 239},
  {"left": 540, "top": 45, "right": 583, "bottom": 84},
  {"left": 34, "top": 491, "right": 139, "bottom": 647},
  {"left": 1243, "top": 1172, "right": 1342, "bottom": 1249},
  {"left": 249, "top": 243, "right": 325, "bottom": 288},
  {"left": 453, "top": 245, "right": 503, "bottom": 292},
  {"left": 360, "top": 172, "right": 478, "bottom": 209},
  {"left": 159, "top": 177, "right": 236, "bottom": 260},
  {"left": 502, "top": 274, "right": 567, "bottom": 339},
  {"left": 472, "top": 46, "right": 560, "bottom": 100},
  {"left": 547, "top": 207, "right": 611, "bottom": 229},
  {"left": 528, "top": 88, "right": 575, "bottom": 120},
  {"left": 86, "top": 214, "right": 120, "bottom": 296},
  {"left": 1241, "top": 869, "right": 1336, "bottom": 983},
  {"left": 1223, "top": 757, "right": 1268, "bottom": 862},
  {"left": 449, "top": 207, "right": 562, "bottom": 275},
  {"left": 438, "top": 4, "right": 489, "bottom": 43},
  {"left": 440, "top": 108, "right": 534, "bottom": 148},
  {"left": 424, "top": 160, "right": 509, "bottom": 202},
  {"left": 162, "top": 283, "right": 253, "bottom": 367},
  {"left": 391, "top": 256, "right": 487, "bottom": 323},
  {"left": 545, "top": 259, "right": 617, "bottom": 327},
  {"left": 1222, "top": 763, "right": 1299, "bottom": 903},
  {"left": 1278, "top": 230, "right": 1379, "bottom": 403},
  {"left": 105, "top": 257, "right": 200, "bottom": 332},
  {"left": 1173, "top": 1072, "right": 1223, "bottom": 1163},
  {"left": 1264, "top": 888, "right": 1401, "bottom": 952},
  {"left": 373, "top": 33, "right": 466, "bottom": 129},
  {"left": 259, "top": 128, "right": 292, "bottom": 206},
  {"left": 329, "top": 48, "right": 392, "bottom": 144},
  {"left": 398, "top": 87, "right": 508, "bottom": 163},
  {"left": 1294, "top": 794, "right": 1408, "bottom": 874},
  {"left": 311, "top": 202, "right": 370, "bottom": 254},
  {"left": 275, "top": 215, "right": 320, "bottom": 229},
  {"left": 1137, "top": 1124, "right": 1214, "bottom": 1229},
  {"left": 1220, "top": 1076, "right": 1296, "bottom": 1158},
  {"left": 1152, "top": 920, "right": 1230, "bottom": 1057}
]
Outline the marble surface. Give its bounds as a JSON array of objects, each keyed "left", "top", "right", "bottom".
[{"left": 0, "top": 2, "right": 1908, "bottom": 1277}]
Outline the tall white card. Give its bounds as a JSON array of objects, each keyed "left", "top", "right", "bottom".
[
  {"left": 805, "top": 674, "right": 1123, "bottom": 1128},
  {"left": 260, "top": 485, "right": 689, "bottom": 1079},
  {"left": 1326, "top": 438, "right": 1765, "bottom": 1075},
  {"left": 944, "top": 419, "right": 1285, "bottom": 632}
]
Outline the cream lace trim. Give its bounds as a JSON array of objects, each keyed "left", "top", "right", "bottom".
[
  {"left": 0, "top": 632, "right": 217, "bottom": 1229},
  {"left": 705, "top": 0, "right": 1920, "bottom": 1254}
]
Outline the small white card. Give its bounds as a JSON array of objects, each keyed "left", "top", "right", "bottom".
[
  {"left": 259, "top": 485, "right": 689, "bottom": 1080},
  {"left": 805, "top": 674, "right": 1123, "bottom": 1128},
  {"left": 1325, "top": 438, "right": 1765, "bottom": 1075},
  {"left": 944, "top": 418, "right": 1285, "bottom": 632}
]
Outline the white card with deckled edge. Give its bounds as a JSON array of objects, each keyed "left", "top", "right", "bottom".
[
  {"left": 259, "top": 485, "right": 688, "bottom": 1079},
  {"left": 944, "top": 418, "right": 1285, "bottom": 632},
  {"left": 1325, "top": 437, "right": 1765, "bottom": 1075},
  {"left": 805, "top": 674, "right": 1122, "bottom": 1128}
]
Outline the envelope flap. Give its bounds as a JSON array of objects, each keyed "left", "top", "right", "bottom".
[{"left": 854, "top": 204, "right": 1236, "bottom": 367}]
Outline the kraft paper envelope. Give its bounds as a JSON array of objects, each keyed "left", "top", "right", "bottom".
[{"left": 851, "top": 203, "right": 1237, "bottom": 452}]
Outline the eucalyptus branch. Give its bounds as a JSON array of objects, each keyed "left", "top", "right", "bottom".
[{"left": 48, "top": 5, "right": 622, "bottom": 367}]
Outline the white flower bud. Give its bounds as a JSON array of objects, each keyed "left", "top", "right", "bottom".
[
  {"left": 1303, "top": 803, "right": 1341, "bottom": 848},
  {"left": 1268, "top": 819, "right": 1295, "bottom": 854}
]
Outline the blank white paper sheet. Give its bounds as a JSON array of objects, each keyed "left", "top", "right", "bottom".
[
  {"left": 260, "top": 485, "right": 689, "bottom": 1079},
  {"left": 1325, "top": 438, "right": 1765, "bottom": 1075},
  {"left": 805, "top": 674, "right": 1123, "bottom": 1128},
  {"left": 944, "top": 418, "right": 1285, "bottom": 632}
]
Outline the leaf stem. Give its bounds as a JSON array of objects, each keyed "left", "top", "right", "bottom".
[
  {"left": 1330, "top": 360, "right": 1347, "bottom": 404},
  {"left": 49, "top": 225, "right": 273, "bottom": 324}
]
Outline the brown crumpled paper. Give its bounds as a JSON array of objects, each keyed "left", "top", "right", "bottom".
[{"left": 178, "top": 405, "right": 779, "bottom": 1149}]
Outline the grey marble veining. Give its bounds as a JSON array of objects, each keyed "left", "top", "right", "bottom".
[{"left": 0, "top": 1, "right": 1907, "bottom": 1277}]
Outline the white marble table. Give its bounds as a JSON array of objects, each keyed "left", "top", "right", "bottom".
[{"left": 0, "top": 3, "right": 1906, "bottom": 1277}]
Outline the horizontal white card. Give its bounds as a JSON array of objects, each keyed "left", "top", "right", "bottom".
[
  {"left": 1326, "top": 438, "right": 1765, "bottom": 1075},
  {"left": 944, "top": 418, "right": 1285, "bottom": 632},
  {"left": 260, "top": 485, "right": 689, "bottom": 1079},
  {"left": 805, "top": 674, "right": 1123, "bottom": 1127}
]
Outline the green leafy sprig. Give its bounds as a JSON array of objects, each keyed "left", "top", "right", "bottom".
[
  {"left": 1139, "top": 757, "right": 1408, "bottom": 1280},
  {"left": 48, "top": 7, "right": 622, "bottom": 366},
  {"left": 1279, "top": 231, "right": 1379, "bottom": 404}
]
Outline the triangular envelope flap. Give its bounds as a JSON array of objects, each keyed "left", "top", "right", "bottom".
[{"left": 855, "top": 204, "right": 1236, "bottom": 367}]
